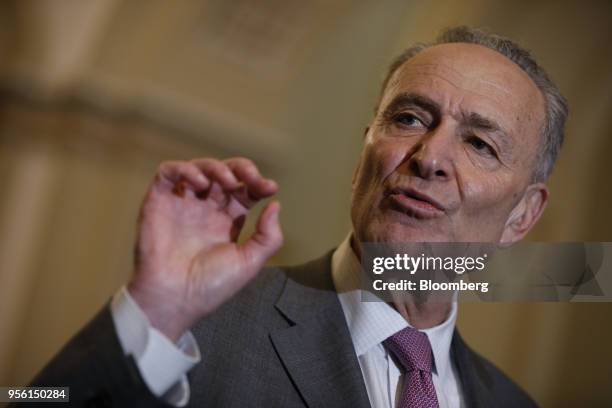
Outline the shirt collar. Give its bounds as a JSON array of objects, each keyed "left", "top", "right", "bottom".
[{"left": 331, "top": 233, "right": 458, "bottom": 379}]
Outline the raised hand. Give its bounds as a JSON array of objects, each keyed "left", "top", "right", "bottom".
[{"left": 127, "top": 158, "right": 283, "bottom": 341}]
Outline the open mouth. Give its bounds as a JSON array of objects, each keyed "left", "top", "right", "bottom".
[{"left": 385, "top": 187, "right": 445, "bottom": 218}]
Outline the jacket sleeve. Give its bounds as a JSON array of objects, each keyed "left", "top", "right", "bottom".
[{"left": 13, "top": 304, "right": 172, "bottom": 408}]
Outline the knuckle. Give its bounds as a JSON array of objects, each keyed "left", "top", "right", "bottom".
[
  {"left": 209, "top": 160, "right": 226, "bottom": 173},
  {"left": 157, "top": 160, "right": 178, "bottom": 178},
  {"left": 194, "top": 158, "right": 232, "bottom": 179},
  {"left": 267, "top": 229, "right": 283, "bottom": 249},
  {"left": 238, "top": 157, "right": 256, "bottom": 168},
  {"left": 186, "top": 162, "right": 200, "bottom": 174},
  {"left": 192, "top": 157, "right": 216, "bottom": 169},
  {"left": 229, "top": 156, "right": 252, "bottom": 164},
  {"left": 274, "top": 235, "right": 284, "bottom": 249},
  {"left": 158, "top": 161, "right": 171, "bottom": 173},
  {"left": 218, "top": 165, "right": 237, "bottom": 180},
  {"left": 230, "top": 157, "right": 257, "bottom": 172}
]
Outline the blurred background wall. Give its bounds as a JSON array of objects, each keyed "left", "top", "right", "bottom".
[{"left": 0, "top": 0, "right": 610, "bottom": 406}]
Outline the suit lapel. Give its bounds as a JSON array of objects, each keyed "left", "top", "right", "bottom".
[
  {"left": 451, "top": 330, "right": 495, "bottom": 408},
  {"left": 270, "top": 252, "right": 371, "bottom": 408}
]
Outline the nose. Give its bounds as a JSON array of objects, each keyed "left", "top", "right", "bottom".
[{"left": 407, "top": 124, "right": 455, "bottom": 181}]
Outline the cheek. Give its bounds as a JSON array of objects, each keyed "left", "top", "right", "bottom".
[
  {"left": 351, "top": 140, "right": 410, "bottom": 238},
  {"left": 460, "top": 172, "right": 521, "bottom": 225},
  {"left": 354, "top": 140, "right": 407, "bottom": 193}
]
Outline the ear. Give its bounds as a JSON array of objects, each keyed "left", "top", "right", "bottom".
[
  {"left": 499, "top": 183, "right": 549, "bottom": 246},
  {"left": 351, "top": 126, "right": 370, "bottom": 191}
]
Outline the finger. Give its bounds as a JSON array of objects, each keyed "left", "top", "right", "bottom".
[
  {"left": 229, "top": 182, "right": 278, "bottom": 210},
  {"left": 225, "top": 158, "right": 278, "bottom": 200},
  {"left": 158, "top": 161, "right": 210, "bottom": 191},
  {"left": 205, "top": 181, "right": 231, "bottom": 208},
  {"left": 240, "top": 201, "right": 283, "bottom": 270},
  {"left": 191, "top": 158, "right": 241, "bottom": 191}
]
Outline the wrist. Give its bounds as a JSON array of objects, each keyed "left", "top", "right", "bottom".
[{"left": 127, "top": 279, "right": 195, "bottom": 342}]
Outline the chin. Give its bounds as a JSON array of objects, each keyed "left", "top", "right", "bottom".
[{"left": 356, "top": 215, "right": 448, "bottom": 244}]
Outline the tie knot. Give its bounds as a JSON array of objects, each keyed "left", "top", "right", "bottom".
[{"left": 383, "top": 327, "right": 433, "bottom": 372}]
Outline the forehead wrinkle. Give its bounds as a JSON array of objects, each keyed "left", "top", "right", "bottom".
[
  {"left": 398, "top": 63, "right": 515, "bottom": 97},
  {"left": 393, "top": 63, "right": 512, "bottom": 107}
]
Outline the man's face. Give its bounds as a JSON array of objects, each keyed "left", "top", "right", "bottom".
[{"left": 351, "top": 43, "right": 547, "bottom": 244}]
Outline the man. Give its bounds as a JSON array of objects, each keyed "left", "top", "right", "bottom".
[{"left": 25, "top": 26, "right": 567, "bottom": 407}]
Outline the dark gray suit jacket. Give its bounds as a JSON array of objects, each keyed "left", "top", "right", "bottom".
[{"left": 25, "top": 251, "right": 537, "bottom": 407}]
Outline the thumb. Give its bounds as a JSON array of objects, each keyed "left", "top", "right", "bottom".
[{"left": 240, "top": 201, "right": 283, "bottom": 270}]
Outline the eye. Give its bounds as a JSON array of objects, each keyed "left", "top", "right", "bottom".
[
  {"left": 394, "top": 113, "right": 426, "bottom": 128},
  {"left": 466, "top": 135, "right": 497, "bottom": 157}
]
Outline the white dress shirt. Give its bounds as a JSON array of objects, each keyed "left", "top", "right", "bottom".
[
  {"left": 331, "top": 234, "right": 464, "bottom": 408},
  {"left": 110, "top": 234, "right": 463, "bottom": 407},
  {"left": 110, "top": 287, "right": 200, "bottom": 406}
]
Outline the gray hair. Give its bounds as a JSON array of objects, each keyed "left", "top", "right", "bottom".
[{"left": 378, "top": 26, "right": 568, "bottom": 182}]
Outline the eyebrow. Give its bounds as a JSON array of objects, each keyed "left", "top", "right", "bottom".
[
  {"left": 463, "top": 112, "right": 512, "bottom": 153},
  {"left": 383, "top": 92, "right": 512, "bottom": 151},
  {"left": 464, "top": 112, "right": 502, "bottom": 133},
  {"left": 383, "top": 93, "right": 441, "bottom": 118}
]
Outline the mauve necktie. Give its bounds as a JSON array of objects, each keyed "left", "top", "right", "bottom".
[{"left": 383, "top": 327, "right": 440, "bottom": 408}]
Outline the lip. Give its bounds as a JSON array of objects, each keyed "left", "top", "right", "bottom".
[{"left": 385, "top": 186, "right": 445, "bottom": 219}]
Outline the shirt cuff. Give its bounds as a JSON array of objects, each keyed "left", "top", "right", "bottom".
[{"left": 110, "top": 286, "right": 201, "bottom": 406}]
